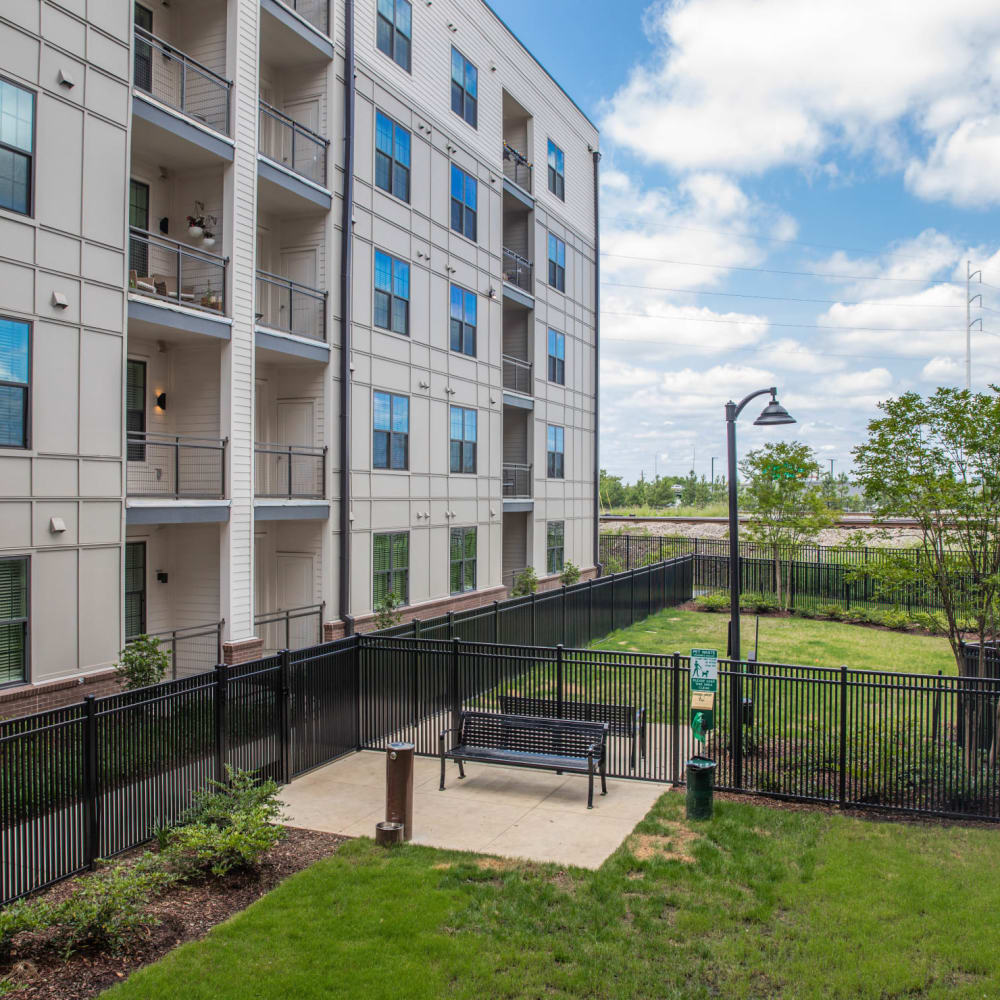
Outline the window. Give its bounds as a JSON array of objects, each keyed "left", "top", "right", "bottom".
[
  {"left": 0, "top": 78, "right": 34, "bottom": 216},
  {"left": 376, "top": 0, "right": 411, "bottom": 72},
  {"left": 547, "top": 140, "right": 565, "bottom": 200},
  {"left": 547, "top": 234, "right": 566, "bottom": 292},
  {"left": 547, "top": 329, "right": 565, "bottom": 385},
  {"left": 129, "top": 179, "right": 150, "bottom": 276},
  {"left": 0, "top": 318, "right": 29, "bottom": 449},
  {"left": 450, "top": 165, "right": 477, "bottom": 241},
  {"left": 374, "top": 250, "right": 410, "bottom": 336},
  {"left": 373, "top": 531, "right": 409, "bottom": 606},
  {"left": 450, "top": 527, "right": 477, "bottom": 594},
  {"left": 133, "top": 3, "right": 154, "bottom": 93},
  {"left": 546, "top": 521, "right": 565, "bottom": 575},
  {"left": 546, "top": 424, "right": 564, "bottom": 479},
  {"left": 373, "top": 391, "right": 409, "bottom": 470},
  {"left": 449, "top": 284, "right": 477, "bottom": 356},
  {"left": 0, "top": 556, "right": 28, "bottom": 686},
  {"left": 125, "top": 541, "right": 146, "bottom": 639},
  {"left": 449, "top": 406, "right": 477, "bottom": 474},
  {"left": 450, "top": 48, "right": 477, "bottom": 128},
  {"left": 375, "top": 111, "right": 410, "bottom": 202},
  {"left": 126, "top": 359, "right": 147, "bottom": 462}
]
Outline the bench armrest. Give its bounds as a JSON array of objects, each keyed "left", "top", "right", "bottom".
[
  {"left": 586, "top": 740, "right": 604, "bottom": 757},
  {"left": 439, "top": 726, "right": 461, "bottom": 741}
]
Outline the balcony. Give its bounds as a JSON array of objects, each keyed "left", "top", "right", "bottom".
[
  {"left": 127, "top": 432, "right": 227, "bottom": 499},
  {"left": 502, "top": 355, "right": 533, "bottom": 396},
  {"left": 502, "top": 142, "right": 532, "bottom": 193},
  {"left": 254, "top": 443, "right": 326, "bottom": 499},
  {"left": 503, "top": 463, "right": 532, "bottom": 499},
  {"left": 260, "top": 0, "right": 334, "bottom": 63},
  {"left": 129, "top": 228, "right": 227, "bottom": 316},
  {"left": 258, "top": 100, "right": 330, "bottom": 209},
  {"left": 502, "top": 248, "right": 534, "bottom": 297},
  {"left": 255, "top": 270, "right": 326, "bottom": 341},
  {"left": 255, "top": 602, "right": 324, "bottom": 653},
  {"left": 278, "top": 0, "right": 329, "bottom": 34},
  {"left": 128, "top": 622, "right": 224, "bottom": 679}
]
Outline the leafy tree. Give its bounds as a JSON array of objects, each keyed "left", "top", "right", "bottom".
[
  {"left": 741, "top": 441, "right": 834, "bottom": 608},
  {"left": 599, "top": 469, "right": 626, "bottom": 509},
  {"left": 115, "top": 635, "right": 169, "bottom": 690}
]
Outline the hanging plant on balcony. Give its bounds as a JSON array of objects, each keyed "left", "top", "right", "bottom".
[{"left": 186, "top": 201, "right": 218, "bottom": 243}]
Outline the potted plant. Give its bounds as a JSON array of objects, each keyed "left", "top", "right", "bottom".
[
  {"left": 186, "top": 201, "right": 217, "bottom": 242},
  {"left": 200, "top": 281, "right": 222, "bottom": 311}
]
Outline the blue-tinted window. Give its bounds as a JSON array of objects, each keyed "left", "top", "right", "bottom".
[
  {"left": 373, "top": 390, "right": 409, "bottom": 470},
  {"left": 375, "top": 110, "right": 410, "bottom": 202},
  {"left": 546, "top": 424, "right": 564, "bottom": 479},
  {"left": 547, "top": 330, "right": 565, "bottom": 385},
  {"left": 547, "top": 140, "right": 565, "bottom": 200},
  {"left": 374, "top": 249, "right": 410, "bottom": 336},
  {"left": 0, "top": 318, "right": 29, "bottom": 448},
  {"left": 449, "top": 284, "right": 477, "bottom": 356},
  {"left": 450, "top": 405, "right": 477, "bottom": 474},
  {"left": 548, "top": 234, "right": 566, "bottom": 292},
  {"left": 450, "top": 164, "right": 477, "bottom": 241},
  {"left": 376, "top": 0, "right": 411, "bottom": 72},
  {"left": 450, "top": 47, "right": 477, "bottom": 128},
  {"left": 0, "top": 80, "right": 34, "bottom": 215}
]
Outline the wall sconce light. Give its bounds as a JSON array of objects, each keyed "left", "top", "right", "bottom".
[
  {"left": 156, "top": 571, "right": 169, "bottom": 583},
  {"left": 155, "top": 392, "right": 167, "bottom": 410},
  {"left": 159, "top": 217, "right": 169, "bottom": 235}
]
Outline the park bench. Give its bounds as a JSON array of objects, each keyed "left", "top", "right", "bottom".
[
  {"left": 499, "top": 694, "right": 647, "bottom": 770},
  {"left": 440, "top": 711, "right": 609, "bottom": 808}
]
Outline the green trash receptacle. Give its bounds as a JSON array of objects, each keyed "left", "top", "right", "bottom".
[{"left": 685, "top": 756, "right": 717, "bottom": 820}]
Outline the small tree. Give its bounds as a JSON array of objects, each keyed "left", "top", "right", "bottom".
[
  {"left": 373, "top": 592, "right": 403, "bottom": 631},
  {"left": 560, "top": 561, "right": 581, "bottom": 586},
  {"left": 511, "top": 567, "right": 538, "bottom": 596},
  {"left": 115, "top": 635, "right": 169, "bottom": 690},
  {"left": 741, "top": 441, "right": 834, "bottom": 609}
]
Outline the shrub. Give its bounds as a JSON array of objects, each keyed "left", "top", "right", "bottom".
[
  {"left": 694, "top": 592, "right": 730, "bottom": 613},
  {"left": 815, "top": 603, "right": 846, "bottom": 620},
  {"left": 881, "top": 608, "right": 913, "bottom": 631},
  {"left": 181, "top": 767, "right": 284, "bottom": 830},
  {"left": 373, "top": 592, "right": 404, "bottom": 631},
  {"left": 602, "top": 556, "right": 624, "bottom": 575},
  {"left": 559, "top": 561, "right": 581, "bottom": 587},
  {"left": 0, "top": 899, "right": 52, "bottom": 963},
  {"left": 740, "top": 591, "right": 779, "bottom": 614},
  {"left": 165, "top": 809, "right": 284, "bottom": 879},
  {"left": 911, "top": 610, "right": 948, "bottom": 635},
  {"left": 114, "top": 635, "right": 169, "bottom": 691},
  {"left": 511, "top": 567, "right": 538, "bottom": 596}
]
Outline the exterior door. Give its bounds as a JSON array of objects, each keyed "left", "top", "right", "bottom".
[
  {"left": 254, "top": 378, "right": 269, "bottom": 495},
  {"left": 284, "top": 99, "right": 320, "bottom": 180},
  {"left": 277, "top": 400, "right": 313, "bottom": 496},
  {"left": 279, "top": 249, "right": 317, "bottom": 336}
]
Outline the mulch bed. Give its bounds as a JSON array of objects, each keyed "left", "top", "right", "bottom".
[{"left": 1, "top": 827, "right": 346, "bottom": 1000}]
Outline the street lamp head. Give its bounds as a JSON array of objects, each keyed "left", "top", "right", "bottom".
[{"left": 754, "top": 396, "right": 796, "bottom": 426}]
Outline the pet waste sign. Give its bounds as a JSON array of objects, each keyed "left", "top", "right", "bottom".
[{"left": 690, "top": 648, "right": 718, "bottom": 743}]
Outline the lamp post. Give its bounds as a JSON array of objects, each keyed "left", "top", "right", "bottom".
[{"left": 725, "top": 387, "right": 795, "bottom": 786}]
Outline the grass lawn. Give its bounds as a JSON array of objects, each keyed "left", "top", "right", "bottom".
[
  {"left": 104, "top": 792, "right": 1000, "bottom": 999},
  {"left": 594, "top": 607, "right": 957, "bottom": 675}
]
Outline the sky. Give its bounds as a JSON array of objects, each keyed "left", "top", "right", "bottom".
[{"left": 489, "top": 0, "right": 1000, "bottom": 483}]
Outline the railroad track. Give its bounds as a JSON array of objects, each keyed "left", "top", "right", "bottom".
[{"left": 601, "top": 513, "right": 922, "bottom": 528}]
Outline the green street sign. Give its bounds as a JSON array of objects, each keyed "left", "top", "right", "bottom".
[{"left": 690, "top": 648, "right": 718, "bottom": 742}]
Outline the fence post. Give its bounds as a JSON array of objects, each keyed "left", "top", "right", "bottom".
[
  {"left": 214, "top": 663, "right": 228, "bottom": 784},
  {"left": 671, "top": 652, "right": 681, "bottom": 785},
  {"left": 626, "top": 534, "right": 632, "bottom": 570},
  {"left": 413, "top": 617, "right": 421, "bottom": 639},
  {"left": 448, "top": 610, "right": 455, "bottom": 639},
  {"left": 531, "top": 592, "right": 537, "bottom": 646},
  {"left": 494, "top": 600, "right": 500, "bottom": 644},
  {"left": 82, "top": 695, "right": 100, "bottom": 871},
  {"left": 562, "top": 585, "right": 567, "bottom": 645},
  {"left": 648, "top": 564, "right": 653, "bottom": 617},
  {"left": 789, "top": 557, "right": 795, "bottom": 611},
  {"left": 932, "top": 670, "right": 942, "bottom": 742},
  {"left": 450, "top": 637, "right": 461, "bottom": 736},
  {"left": 556, "top": 644, "right": 564, "bottom": 719},
  {"left": 838, "top": 665, "right": 847, "bottom": 808},
  {"left": 588, "top": 576, "right": 594, "bottom": 644},
  {"left": 279, "top": 649, "right": 292, "bottom": 785}
]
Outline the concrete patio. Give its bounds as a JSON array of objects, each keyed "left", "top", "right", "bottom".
[{"left": 281, "top": 750, "right": 670, "bottom": 869}]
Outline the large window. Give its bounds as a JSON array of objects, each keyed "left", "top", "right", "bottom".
[
  {"left": 548, "top": 234, "right": 566, "bottom": 292},
  {"left": 449, "top": 284, "right": 477, "bottom": 357},
  {"left": 450, "top": 406, "right": 477, "bottom": 474},
  {"left": 373, "top": 391, "right": 409, "bottom": 470},
  {"left": 450, "top": 527, "right": 477, "bottom": 594},
  {"left": 128, "top": 179, "right": 150, "bottom": 277},
  {"left": 375, "top": 111, "right": 410, "bottom": 202},
  {"left": 126, "top": 359, "right": 146, "bottom": 462},
  {"left": 374, "top": 250, "right": 410, "bottom": 336},
  {"left": 450, "top": 47, "right": 478, "bottom": 128},
  {"left": 0, "top": 78, "right": 34, "bottom": 216},
  {"left": 450, "top": 164, "right": 477, "bottom": 242},
  {"left": 376, "top": 0, "right": 411, "bottom": 72},
  {"left": 133, "top": 3, "right": 154, "bottom": 92},
  {"left": 546, "top": 521, "right": 565, "bottom": 575},
  {"left": 0, "top": 318, "right": 29, "bottom": 449},
  {"left": 547, "top": 329, "right": 565, "bottom": 385},
  {"left": 124, "top": 541, "right": 147, "bottom": 639},
  {"left": 373, "top": 531, "right": 409, "bottom": 606},
  {"left": 0, "top": 556, "right": 27, "bottom": 686},
  {"left": 547, "top": 140, "right": 565, "bottom": 200},
  {"left": 546, "top": 424, "right": 564, "bottom": 479}
]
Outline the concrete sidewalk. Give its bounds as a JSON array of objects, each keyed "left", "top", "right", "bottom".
[{"left": 281, "top": 750, "right": 670, "bottom": 869}]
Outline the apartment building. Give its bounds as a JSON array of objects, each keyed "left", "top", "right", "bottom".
[{"left": 0, "top": 0, "right": 599, "bottom": 707}]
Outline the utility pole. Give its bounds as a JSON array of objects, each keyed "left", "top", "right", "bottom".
[
  {"left": 967, "top": 260, "right": 982, "bottom": 390},
  {"left": 829, "top": 458, "right": 834, "bottom": 478},
  {"left": 711, "top": 456, "right": 718, "bottom": 483}
]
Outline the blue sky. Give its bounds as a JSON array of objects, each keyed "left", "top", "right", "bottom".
[{"left": 490, "top": 0, "right": 1000, "bottom": 482}]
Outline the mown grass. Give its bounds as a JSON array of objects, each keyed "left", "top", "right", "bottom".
[
  {"left": 104, "top": 791, "right": 1000, "bottom": 999},
  {"left": 595, "top": 607, "right": 957, "bottom": 675}
]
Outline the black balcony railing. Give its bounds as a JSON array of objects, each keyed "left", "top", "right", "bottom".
[
  {"left": 255, "top": 603, "right": 325, "bottom": 654},
  {"left": 254, "top": 442, "right": 326, "bottom": 499},
  {"left": 127, "top": 622, "right": 224, "bottom": 680},
  {"left": 133, "top": 27, "right": 232, "bottom": 135},
  {"left": 128, "top": 228, "right": 227, "bottom": 314},
  {"left": 502, "top": 462, "right": 532, "bottom": 498},
  {"left": 502, "top": 355, "right": 533, "bottom": 395},
  {"left": 502, "top": 248, "right": 533, "bottom": 295},
  {"left": 259, "top": 100, "right": 329, "bottom": 188},
  {"left": 255, "top": 269, "right": 327, "bottom": 341},
  {"left": 502, "top": 141, "right": 532, "bottom": 191},
  {"left": 277, "top": 0, "right": 330, "bottom": 34},
  {"left": 126, "top": 432, "right": 227, "bottom": 498}
]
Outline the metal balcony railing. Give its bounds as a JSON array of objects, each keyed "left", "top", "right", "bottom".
[
  {"left": 128, "top": 228, "right": 227, "bottom": 314},
  {"left": 258, "top": 100, "right": 329, "bottom": 187},
  {"left": 502, "top": 462, "right": 532, "bottom": 499},
  {"left": 255, "top": 603, "right": 325, "bottom": 654},
  {"left": 502, "top": 248, "right": 533, "bottom": 295},
  {"left": 255, "top": 270, "right": 327, "bottom": 341},
  {"left": 126, "top": 433, "right": 227, "bottom": 499},
  {"left": 502, "top": 141, "right": 532, "bottom": 191},
  {"left": 127, "top": 622, "right": 225, "bottom": 680},
  {"left": 502, "top": 567, "right": 530, "bottom": 591},
  {"left": 254, "top": 443, "right": 326, "bottom": 499},
  {"left": 276, "top": 0, "right": 330, "bottom": 35},
  {"left": 133, "top": 27, "right": 232, "bottom": 135},
  {"left": 502, "top": 355, "right": 533, "bottom": 395}
]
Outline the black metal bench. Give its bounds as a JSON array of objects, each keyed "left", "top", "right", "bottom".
[
  {"left": 499, "top": 695, "right": 647, "bottom": 770},
  {"left": 440, "top": 711, "right": 609, "bottom": 808}
]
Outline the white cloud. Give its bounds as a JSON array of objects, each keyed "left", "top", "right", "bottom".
[{"left": 906, "top": 116, "right": 1000, "bottom": 207}]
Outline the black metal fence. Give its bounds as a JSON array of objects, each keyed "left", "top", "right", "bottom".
[
  {"left": 255, "top": 270, "right": 327, "bottom": 341},
  {"left": 254, "top": 443, "right": 326, "bottom": 499},
  {"left": 502, "top": 248, "right": 533, "bottom": 294},
  {"left": 128, "top": 227, "right": 227, "bottom": 314},
  {"left": 502, "top": 142, "right": 532, "bottom": 190},
  {"left": 126, "top": 433, "right": 227, "bottom": 499},
  {"left": 259, "top": 100, "right": 328, "bottom": 187},
  {"left": 502, "top": 462, "right": 532, "bottom": 498},
  {"left": 502, "top": 355, "right": 533, "bottom": 395},
  {"left": 131, "top": 622, "right": 224, "bottom": 680},
  {"left": 255, "top": 603, "right": 325, "bottom": 654}
]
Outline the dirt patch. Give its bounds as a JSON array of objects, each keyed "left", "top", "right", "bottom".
[
  {"left": 475, "top": 857, "right": 520, "bottom": 873},
  {"left": 0, "top": 827, "right": 345, "bottom": 1000},
  {"left": 628, "top": 823, "right": 701, "bottom": 864}
]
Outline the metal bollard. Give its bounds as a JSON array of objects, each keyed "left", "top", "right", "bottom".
[
  {"left": 385, "top": 741, "right": 414, "bottom": 841},
  {"left": 685, "top": 756, "right": 717, "bottom": 821}
]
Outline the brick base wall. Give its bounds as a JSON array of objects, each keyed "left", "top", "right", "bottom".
[
  {"left": 222, "top": 637, "right": 264, "bottom": 665},
  {"left": 0, "top": 670, "right": 122, "bottom": 721}
]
